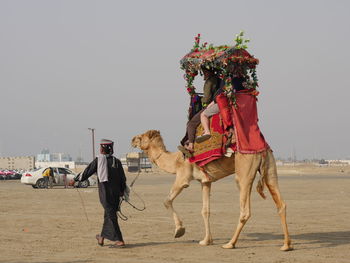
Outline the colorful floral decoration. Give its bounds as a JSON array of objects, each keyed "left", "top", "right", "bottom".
[{"left": 180, "top": 31, "right": 259, "bottom": 104}]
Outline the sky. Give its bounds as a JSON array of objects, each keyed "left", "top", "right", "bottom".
[{"left": 0, "top": 0, "right": 349, "bottom": 161}]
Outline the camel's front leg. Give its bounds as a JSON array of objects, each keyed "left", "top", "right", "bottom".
[
  {"left": 164, "top": 178, "right": 189, "bottom": 238},
  {"left": 199, "top": 182, "right": 213, "bottom": 245},
  {"left": 223, "top": 153, "right": 257, "bottom": 249}
]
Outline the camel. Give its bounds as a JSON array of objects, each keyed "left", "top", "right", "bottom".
[{"left": 131, "top": 130, "right": 292, "bottom": 250}]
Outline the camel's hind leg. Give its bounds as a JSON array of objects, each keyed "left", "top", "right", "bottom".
[
  {"left": 199, "top": 182, "right": 213, "bottom": 245},
  {"left": 164, "top": 174, "right": 190, "bottom": 238},
  {"left": 223, "top": 153, "right": 259, "bottom": 249},
  {"left": 264, "top": 151, "right": 292, "bottom": 251}
]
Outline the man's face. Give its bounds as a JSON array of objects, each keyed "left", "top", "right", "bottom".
[
  {"left": 100, "top": 146, "right": 105, "bottom": 154},
  {"left": 100, "top": 144, "right": 113, "bottom": 154}
]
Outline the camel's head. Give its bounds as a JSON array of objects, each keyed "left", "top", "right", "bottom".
[{"left": 131, "top": 130, "right": 162, "bottom": 151}]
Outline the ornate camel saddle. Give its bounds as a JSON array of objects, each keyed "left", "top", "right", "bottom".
[
  {"left": 189, "top": 93, "right": 269, "bottom": 167},
  {"left": 189, "top": 113, "right": 229, "bottom": 167}
]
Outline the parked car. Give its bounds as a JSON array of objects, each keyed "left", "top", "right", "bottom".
[
  {"left": 21, "top": 167, "right": 96, "bottom": 189},
  {"left": 0, "top": 170, "right": 22, "bottom": 180}
]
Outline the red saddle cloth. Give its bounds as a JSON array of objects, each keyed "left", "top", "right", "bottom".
[
  {"left": 232, "top": 92, "right": 269, "bottom": 154},
  {"left": 189, "top": 92, "right": 269, "bottom": 167}
]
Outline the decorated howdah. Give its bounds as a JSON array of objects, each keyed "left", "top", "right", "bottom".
[{"left": 180, "top": 31, "right": 259, "bottom": 100}]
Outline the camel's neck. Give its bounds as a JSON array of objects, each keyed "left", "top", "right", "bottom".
[
  {"left": 146, "top": 144, "right": 180, "bottom": 174},
  {"left": 147, "top": 145, "right": 165, "bottom": 164}
]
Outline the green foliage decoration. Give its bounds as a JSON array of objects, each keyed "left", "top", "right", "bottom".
[{"left": 180, "top": 31, "right": 259, "bottom": 104}]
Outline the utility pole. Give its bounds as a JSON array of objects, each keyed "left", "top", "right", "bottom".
[
  {"left": 292, "top": 146, "right": 296, "bottom": 166},
  {"left": 88, "top": 128, "right": 95, "bottom": 160}
]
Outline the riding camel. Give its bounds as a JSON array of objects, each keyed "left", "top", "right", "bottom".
[{"left": 131, "top": 130, "right": 292, "bottom": 250}]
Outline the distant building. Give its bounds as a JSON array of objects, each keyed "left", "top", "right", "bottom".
[
  {"left": 125, "top": 152, "right": 152, "bottom": 173},
  {"left": 35, "top": 161, "right": 75, "bottom": 169},
  {"left": 275, "top": 160, "right": 284, "bottom": 166},
  {"left": 37, "top": 149, "right": 72, "bottom": 162},
  {"left": 36, "top": 154, "right": 50, "bottom": 162},
  {"left": 35, "top": 149, "right": 74, "bottom": 169},
  {"left": 326, "top": 159, "right": 350, "bottom": 166},
  {"left": 0, "top": 156, "right": 35, "bottom": 170}
]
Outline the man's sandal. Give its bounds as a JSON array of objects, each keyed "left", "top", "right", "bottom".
[
  {"left": 109, "top": 241, "right": 126, "bottom": 248},
  {"left": 195, "top": 134, "right": 211, "bottom": 143}
]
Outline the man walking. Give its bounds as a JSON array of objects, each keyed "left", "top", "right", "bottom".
[{"left": 77, "top": 139, "right": 127, "bottom": 247}]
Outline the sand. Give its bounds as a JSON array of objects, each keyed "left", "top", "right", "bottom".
[{"left": 0, "top": 166, "right": 349, "bottom": 263}]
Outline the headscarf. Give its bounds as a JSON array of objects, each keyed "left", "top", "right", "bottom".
[{"left": 97, "top": 139, "right": 116, "bottom": 182}]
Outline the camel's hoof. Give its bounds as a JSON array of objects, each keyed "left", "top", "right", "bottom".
[
  {"left": 222, "top": 243, "right": 235, "bottom": 249},
  {"left": 174, "top": 227, "right": 186, "bottom": 238},
  {"left": 280, "top": 244, "right": 293, "bottom": 251},
  {"left": 199, "top": 239, "right": 213, "bottom": 246}
]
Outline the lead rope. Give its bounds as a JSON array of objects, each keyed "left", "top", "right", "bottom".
[
  {"left": 76, "top": 187, "right": 89, "bottom": 222},
  {"left": 73, "top": 172, "right": 90, "bottom": 223},
  {"left": 74, "top": 181, "right": 96, "bottom": 239},
  {"left": 117, "top": 170, "right": 146, "bottom": 221}
]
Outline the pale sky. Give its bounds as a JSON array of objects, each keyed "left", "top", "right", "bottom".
[{"left": 0, "top": 0, "right": 349, "bottom": 161}]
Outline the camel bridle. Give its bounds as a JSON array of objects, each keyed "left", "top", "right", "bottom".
[{"left": 140, "top": 135, "right": 164, "bottom": 165}]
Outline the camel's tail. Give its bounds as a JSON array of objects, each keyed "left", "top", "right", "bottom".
[{"left": 256, "top": 150, "right": 268, "bottom": 199}]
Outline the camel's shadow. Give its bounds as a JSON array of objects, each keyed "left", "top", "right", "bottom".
[
  {"left": 114, "top": 231, "right": 350, "bottom": 249},
  {"left": 246, "top": 231, "right": 350, "bottom": 249}
]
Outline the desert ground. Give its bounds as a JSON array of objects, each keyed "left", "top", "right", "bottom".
[{"left": 0, "top": 165, "right": 349, "bottom": 263}]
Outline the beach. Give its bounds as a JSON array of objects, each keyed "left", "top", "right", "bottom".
[{"left": 0, "top": 166, "right": 349, "bottom": 263}]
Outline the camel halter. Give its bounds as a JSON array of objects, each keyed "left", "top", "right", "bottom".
[
  {"left": 146, "top": 136, "right": 164, "bottom": 164},
  {"left": 150, "top": 151, "right": 163, "bottom": 165}
]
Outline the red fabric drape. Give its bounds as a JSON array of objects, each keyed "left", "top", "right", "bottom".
[
  {"left": 232, "top": 93, "right": 269, "bottom": 153},
  {"left": 216, "top": 93, "right": 233, "bottom": 130}
]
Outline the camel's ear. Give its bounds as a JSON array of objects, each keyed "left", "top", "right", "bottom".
[
  {"left": 146, "top": 130, "right": 160, "bottom": 139},
  {"left": 131, "top": 135, "right": 140, "bottom": 147}
]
